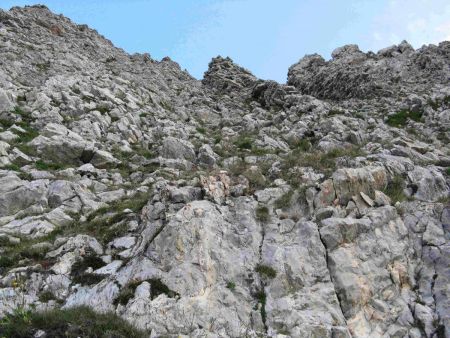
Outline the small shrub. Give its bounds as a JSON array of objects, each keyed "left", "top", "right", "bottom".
[
  {"left": 114, "top": 280, "right": 141, "bottom": 306},
  {"left": 16, "top": 143, "right": 35, "bottom": 156},
  {"left": 0, "top": 255, "right": 15, "bottom": 269},
  {"left": 38, "top": 291, "right": 57, "bottom": 303},
  {"left": 254, "top": 289, "right": 267, "bottom": 330},
  {"left": 445, "top": 167, "right": 450, "bottom": 176},
  {"left": 196, "top": 127, "right": 206, "bottom": 134},
  {"left": 384, "top": 175, "right": 408, "bottom": 203},
  {"left": 13, "top": 106, "right": 27, "bottom": 117},
  {"left": 292, "top": 139, "right": 311, "bottom": 152},
  {"left": 328, "top": 109, "right": 344, "bottom": 116},
  {"left": 2, "top": 107, "right": 39, "bottom": 146},
  {"left": 74, "top": 191, "right": 151, "bottom": 244},
  {"left": 255, "top": 264, "right": 277, "bottom": 278},
  {"left": 36, "top": 62, "right": 50, "bottom": 72},
  {"left": 437, "top": 195, "right": 450, "bottom": 204},
  {"left": 35, "top": 160, "right": 65, "bottom": 171},
  {"left": 16, "top": 95, "right": 27, "bottom": 103},
  {"left": 234, "top": 135, "right": 253, "bottom": 150},
  {"left": 148, "top": 278, "right": 178, "bottom": 299},
  {"left": 0, "top": 231, "right": 60, "bottom": 273},
  {"left": 71, "top": 255, "right": 106, "bottom": 286},
  {"left": 72, "top": 87, "right": 81, "bottom": 95},
  {"left": 282, "top": 146, "right": 364, "bottom": 181},
  {"left": 18, "top": 171, "right": 33, "bottom": 181},
  {"left": 0, "top": 118, "right": 14, "bottom": 128},
  {"left": 114, "top": 278, "right": 178, "bottom": 306},
  {"left": 427, "top": 98, "right": 440, "bottom": 110},
  {"left": 96, "top": 106, "right": 110, "bottom": 114},
  {"left": 274, "top": 190, "right": 294, "bottom": 210},
  {"left": 244, "top": 169, "right": 267, "bottom": 191},
  {"left": 256, "top": 206, "right": 270, "bottom": 223},
  {"left": 0, "top": 306, "right": 147, "bottom": 338},
  {"left": 19, "top": 245, "right": 48, "bottom": 261},
  {"left": 2, "top": 164, "right": 21, "bottom": 171},
  {"left": 160, "top": 100, "right": 173, "bottom": 112},
  {"left": 226, "top": 281, "right": 236, "bottom": 290},
  {"left": 133, "top": 146, "right": 154, "bottom": 159},
  {"left": 386, "top": 110, "right": 422, "bottom": 127}
]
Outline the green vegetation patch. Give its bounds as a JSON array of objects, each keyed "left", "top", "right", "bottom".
[
  {"left": 226, "top": 281, "right": 236, "bottom": 290},
  {"left": 0, "top": 231, "right": 60, "bottom": 273},
  {"left": 254, "top": 289, "right": 267, "bottom": 331},
  {"left": 114, "top": 278, "right": 178, "bottom": 306},
  {"left": 274, "top": 190, "right": 294, "bottom": 210},
  {"left": 159, "top": 100, "right": 173, "bottom": 112},
  {"left": 35, "top": 159, "right": 66, "bottom": 171},
  {"left": 427, "top": 96, "right": 450, "bottom": 110},
  {"left": 234, "top": 135, "right": 253, "bottom": 150},
  {"left": 38, "top": 291, "right": 61, "bottom": 304},
  {"left": 71, "top": 255, "right": 106, "bottom": 286},
  {"left": 0, "top": 107, "right": 39, "bottom": 155},
  {"left": 282, "top": 146, "right": 364, "bottom": 183},
  {"left": 72, "top": 191, "right": 151, "bottom": 244},
  {"left": 255, "top": 264, "right": 277, "bottom": 279},
  {"left": 0, "top": 306, "right": 147, "bottom": 338},
  {"left": 383, "top": 175, "right": 409, "bottom": 204},
  {"left": 228, "top": 160, "right": 271, "bottom": 193},
  {"left": 328, "top": 109, "right": 345, "bottom": 116},
  {"left": 386, "top": 109, "right": 422, "bottom": 127},
  {"left": 196, "top": 127, "right": 206, "bottom": 134},
  {"left": 256, "top": 206, "right": 270, "bottom": 223},
  {"left": 231, "top": 133, "right": 274, "bottom": 156}
]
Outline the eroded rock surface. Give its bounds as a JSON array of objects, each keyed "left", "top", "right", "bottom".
[{"left": 0, "top": 5, "right": 449, "bottom": 338}]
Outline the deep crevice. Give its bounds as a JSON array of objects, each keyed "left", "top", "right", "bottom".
[{"left": 317, "top": 225, "right": 348, "bottom": 328}]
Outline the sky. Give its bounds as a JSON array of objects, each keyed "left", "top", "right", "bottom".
[{"left": 1, "top": 0, "right": 449, "bottom": 82}]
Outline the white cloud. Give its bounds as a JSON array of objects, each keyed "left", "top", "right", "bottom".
[
  {"left": 436, "top": 21, "right": 450, "bottom": 41},
  {"left": 366, "top": 0, "right": 450, "bottom": 52}
]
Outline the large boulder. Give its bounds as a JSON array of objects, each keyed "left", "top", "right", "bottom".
[
  {"left": 332, "top": 166, "right": 388, "bottom": 205},
  {"left": 0, "top": 89, "right": 14, "bottom": 113},
  {"left": 0, "top": 173, "right": 48, "bottom": 217},
  {"left": 29, "top": 123, "right": 93, "bottom": 165},
  {"left": 407, "top": 166, "right": 448, "bottom": 202},
  {"left": 159, "top": 136, "right": 196, "bottom": 162}
]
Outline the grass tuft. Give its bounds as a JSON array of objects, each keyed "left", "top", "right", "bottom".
[
  {"left": 274, "top": 190, "right": 294, "bottom": 210},
  {"left": 383, "top": 175, "right": 408, "bottom": 203},
  {"left": 0, "top": 306, "right": 147, "bottom": 338},
  {"left": 256, "top": 206, "right": 270, "bottom": 223},
  {"left": 113, "top": 278, "right": 178, "bottom": 306},
  {"left": 255, "top": 264, "right": 277, "bottom": 279},
  {"left": 71, "top": 255, "right": 106, "bottom": 286},
  {"left": 386, "top": 110, "right": 422, "bottom": 127},
  {"left": 226, "top": 281, "right": 236, "bottom": 290}
]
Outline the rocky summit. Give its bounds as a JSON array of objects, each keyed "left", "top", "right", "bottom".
[{"left": 0, "top": 5, "right": 449, "bottom": 338}]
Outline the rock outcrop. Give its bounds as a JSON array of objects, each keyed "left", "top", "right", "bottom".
[{"left": 0, "top": 5, "right": 448, "bottom": 338}]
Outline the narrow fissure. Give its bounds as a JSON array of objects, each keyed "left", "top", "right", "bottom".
[
  {"left": 256, "top": 206, "right": 268, "bottom": 333},
  {"left": 317, "top": 225, "right": 348, "bottom": 327}
]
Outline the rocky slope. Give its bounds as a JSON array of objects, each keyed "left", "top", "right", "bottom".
[{"left": 0, "top": 5, "right": 449, "bottom": 338}]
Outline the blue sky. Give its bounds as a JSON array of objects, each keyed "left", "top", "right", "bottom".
[{"left": 1, "top": 0, "right": 449, "bottom": 82}]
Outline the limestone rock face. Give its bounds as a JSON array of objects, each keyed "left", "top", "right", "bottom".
[
  {"left": 288, "top": 40, "right": 450, "bottom": 100},
  {"left": 0, "top": 5, "right": 448, "bottom": 338}
]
